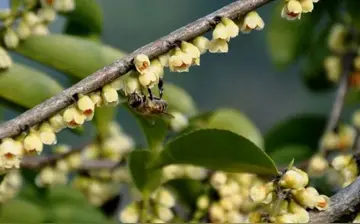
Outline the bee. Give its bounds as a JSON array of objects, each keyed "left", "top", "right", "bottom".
[{"left": 127, "top": 92, "right": 174, "bottom": 119}]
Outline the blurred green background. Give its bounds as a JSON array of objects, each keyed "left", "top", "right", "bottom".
[{"left": 2, "top": 0, "right": 337, "bottom": 146}]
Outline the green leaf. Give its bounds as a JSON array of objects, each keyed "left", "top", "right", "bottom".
[
  {"left": 61, "top": 0, "right": 103, "bottom": 34},
  {"left": 301, "top": 24, "right": 334, "bottom": 92},
  {"left": 94, "top": 106, "right": 116, "bottom": 140},
  {"left": 125, "top": 104, "right": 168, "bottom": 152},
  {"left": 51, "top": 204, "right": 109, "bottom": 223},
  {"left": 10, "top": 0, "right": 22, "bottom": 11},
  {"left": 128, "top": 150, "right": 162, "bottom": 194},
  {"left": 0, "top": 199, "right": 46, "bottom": 223},
  {"left": 264, "top": 114, "right": 327, "bottom": 153},
  {"left": 269, "top": 145, "right": 313, "bottom": 167},
  {"left": 63, "top": 19, "right": 101, "bottom": 41},
  {"left": 346, "top": 0, "right": 360, "bottom": 30},
  {"left": 165, "top": 178, "right": 206, "bottom": 210},
  {"left": 47, "top": 185, "right": 89, "bottom": 207},
  {"left": 15, "top": 34, "right": 125, "bottom": 79},
  {"left": 207, "top": 108, "right": 263, "bottom": 149},
  {"left": 150, "top": 129, "right": 278, "bottom": 175},
  {"left": 0, "top": 63, "right": 63, "bottom": 109},
  {"left": 267, "top": 1, "right": 324, "bottom": 69}
]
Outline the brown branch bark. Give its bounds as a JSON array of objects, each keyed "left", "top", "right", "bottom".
[{"left": 0, "top": 0, "right": 273, "bottom": 139}]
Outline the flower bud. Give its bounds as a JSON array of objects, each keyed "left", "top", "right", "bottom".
[
  {"left": 219, "top": 197, "right": 234, "bottom": 211},
  {"left": 341, "top": 162, "right": 358, "bottom": 181},
  {"left": 209, "top": 203, "right": 225, "bottom": 223},
  {"left": 169, "top": 111, "right": 188, "bottom": 132},
  {"left": 24, "top": 132, "right": 43, "bottom": 154},
  {"left": 122, "top": 73, "right": 141, "bottom": 96},
  {"left": 210, "top": 171, "right": 227, "bottom": 189},
  {"left": 181, "top": 41, "right": 200, "bottom": 60},
  {"left": 155, "top": 206, "right": 174, "bottom": 222},
  {"left": 162, "top": 164, "right": 184, "bottom": 180},
  {"left": 280, "top": 168, "right": 309, "bottom": 189},
  {"left": 315, "top": 195, "right": 330, "bottom": 211},
  {"left": 32, "top": 24, "right": 49, "bottom": 36},
  {"left": 229, "top": 193, "right": 243, "bottom": 208},
  {"left": 56, "top": 159, "right": 69, "bottom": 172},
  {"left": 321, "top": 131, "right": 340, "bottom": 150},
  {"left": 102, "top": 84, "right": 119, "bottom": 106},
  {"left": 63, "top": 106, "right": 86, "bottom": 128},
  {"left": 324, "top": 56, "right": 341, "bottom": 82},
  {"left": 158, "top": 52, "right": 171, "bottom": 67},
  {"left": 281, "top": 0, "right": 302, "bottom": 20},
  {"left": 49, "top": 113, "right": 66, "bottom": 132},
  {"left": 352, "top": 110, "right": 360, "bottom": 128},
  {"left": 238, "top": 11, "right": 264, "bottom": 33},
  {"left": 328, "top": 24, "right": 348, "bottom": 54},
  {"left": 66, "top": 152, "right": 82, "bottom": 169},
  {"left": 192, "top": 36, "right": 209, "bottom": 54},
  {"left": 23, "top": 12, "right": 40, "bottom": 26},
  {"left": 292, "top": 187, "right": 319, "bottom": 209},
  {"left": 221, "top": 17, "right": 239, "bottom": 38},
  {"left": 39, "top": 122, "right": 57, "bottom": 145},
  {"left": 300, "top": 0, "right": 314, "bottom": 12},
  {"left": 197, "top": 194, "right": 209, "bottom": 210},
  {"left": 77, "top": 95, "right": 95, "bottom": 120},
  {"left": 307, "top": 154, "right": 329, "bottom": 176},
  {"left": 0, "top": 138, "right": 23, "bottom": 169},
  {"left": 54, "top": 144, "right": 71, "bottom": 154},
  {"left": 184, "top": 165, "right": 208, "bottom": 180},
  {"left": 4, "top": 29, "right": 19, "bottom": 49},
  {"left": 331, "top": 154, "right": 353, "bottom": 171},
  {"left": 134, "top": 54, "right": 150, "bottom": 74},
  {"left": 248, "top": 211, "right": 262, "bottom": 223},
  {"left": 289, "top": 200, "right": 309, "bottom": 222},
  {"left": 17, "top": 21, "right": 31, "bottom": 40},
  {"left": 54, "top": 0, "right": 75, "bottom": 12},
  {"left": 37, "top": 7, "right": 57, "bottom": 22},
  {"left": 169, "top": 47, "right": 192, "bottom": 72},
  {"left": 112, "top": 167, "right": 131, "bottom": 183},
  {"left": 250, "top": 182, "right": 274, "bottom": 203},
  {"left": 138, "top": 69, "right": 158, "bottom": 88},
  {"left": 89, "top": 91, "right": 103, "bottom": 107},
  {"left": 154, "top": 187, "right": 175, "bottom": 208},
  {"left": 0, "top": 47, "right": 12, "bottom": 69},
  {"left": 35, "top": 166, "right": 56, "bottom": 187},
  {"left": 110, "top": 77, "right": 124, "bottom": 91},
  {"left": 227, "top": 211, "right": 245, "bottom": 223},
  {"left": 275, "top": 213, "right": 298, "bottom": 223},
  {"left": 208, "top": 39, "right": 228, "bottom": 53},
  {"left": 213, "top": 22, "right": 229, "bottom": 41},
  {"left": 119, "top": 203, "right": 139, "bottom": 223}
]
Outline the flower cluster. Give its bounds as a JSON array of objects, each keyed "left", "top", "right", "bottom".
[
  {"left": 331, "top": 154, "right": 359, "bottom": 188},
  {"left": 162, "top": 164, "right": 208, "bottom": 182},
  {"left": 249, "top": 166, "right": 329, "bottom": 223},
  {"left": 281, "top": 0, "right": 320, "bottom": 20},
  {"left": 206, "top": 172, "right": 261, "bottom": 223},
  {"left": 0, "top": 170, "right": 22, "bottom": 203},
  {"left": 321, "top": 124, "right": 356, "bottom": 152},
  {"left": 119, "top": 187, "right": 177, "bottom": 223},
  {"left": 0, "top": 0, "right": 75, "bottom": 69}
]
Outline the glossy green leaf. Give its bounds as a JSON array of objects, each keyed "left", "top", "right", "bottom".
[
  {"left": 0, "top": 199, "right": 46, "bottom": 223},
  {"left": 162, "top": 83, "right": 197, "bottom": 116},
  {"left": 128, "top": 150, "right": 162, "bottom": 194},
  {"left": 61, "top": 0, "right": 103, "bottom": 34},
  {"left": 15, "top": 34, "right": 125, "bottom": 79},
  {"left": 47, "top": 185, "right": 89, "bottom": 206},
  {"left": 269, "top": 145, "right": 313, "bottom": 167},
  {"left": 63, "top": 19, "right": 101, "bottom": 41},
  {"left": 0, "top": 63, "right": 63, "bottom": 109},
  {"left": 301, "top": 24, "right": 334, "bottom": 92},
  {"left": 150, "top": 129, "right": 278, "bottom": 175},
  {"left": 178, "top": 111, "right": 215, "bottom": 135},
  {"left": 94, "top": 106, "right": 116, "bottom": 140},
  {"left": 166, "top": 178, "right": 206, "bottom": 210},
  {"left": 267, "top": 1, "right": 324, "bottom": 69},
  {"left": 265, "top": 114, "right": 327, "bottom": 153},
  {"left": 51, "top": 204, "right": 109, "bottom": 223},
  {"left": 207, "top": 108, "right": 263, "bottom": 149}
]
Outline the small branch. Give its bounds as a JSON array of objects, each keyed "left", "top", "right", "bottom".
[
  {"left": 309, "top": 176, "right": 360, "bottom": 222},
  {"left": 0, "top": 0, "right": 273, "bottom": 140},
  {"left": 319, "top": 52, "right": 355, "bottom": 155}
]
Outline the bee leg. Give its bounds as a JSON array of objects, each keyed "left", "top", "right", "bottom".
[
  {"left": 142, "top": 94, "right": 146, "bottom": 103},
  {"left": 158, "top": 78, "right": 164, "bottom": 99},
  {"left": 147, "top": 88, "right": 153, "bottom": 101}
]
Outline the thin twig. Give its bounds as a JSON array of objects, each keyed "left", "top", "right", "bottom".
[
  {"left": 309, "top": 176, "right": 360, "bottom": 222},
  {"left": 0, "top": 0, "right": 273, "bottom": 140},
  {"left": 319, "top": 52, "right": 356, "bottom": 155}
]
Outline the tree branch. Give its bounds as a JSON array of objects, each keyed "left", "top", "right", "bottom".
[
  {"left": 319, "top": 52, "right": 355, "bottom": 154},
  {"left": 0, "top": 0, "right": 273, "bottom": 139},
  {"left": 309, "top": 176, "right": 360, "bottom": 222}
]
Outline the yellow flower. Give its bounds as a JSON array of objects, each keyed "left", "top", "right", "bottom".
[
  {"left": 208, "top": 39, "right": 228, "bottom": 53},
  {"left": 77, "top": 95, "right": 95, "bottom": 120},
  {"left": 192, "top": 36, "right": 209, "bottom": 54},
  {"left": 134, "top": 54, "right": 150, "bottom": 74},
  {"left": 238, "top": 11, "right": 265, "bottom": 33},
  {"left": 169, "top": 47, "right": 192, "bottom": 72},
  {"left": 281, "top": 0, "right": 302, "bottom": 20},
  {"left": 300, "top": 0, "right": 314, "bottom": 13},
  {"left": 24, "top": 132, "right": 43, "bottom": 154}
]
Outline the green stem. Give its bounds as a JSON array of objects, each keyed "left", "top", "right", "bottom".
[{"left": 140, "top": 193, "right": 150, "bottom": 223}]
